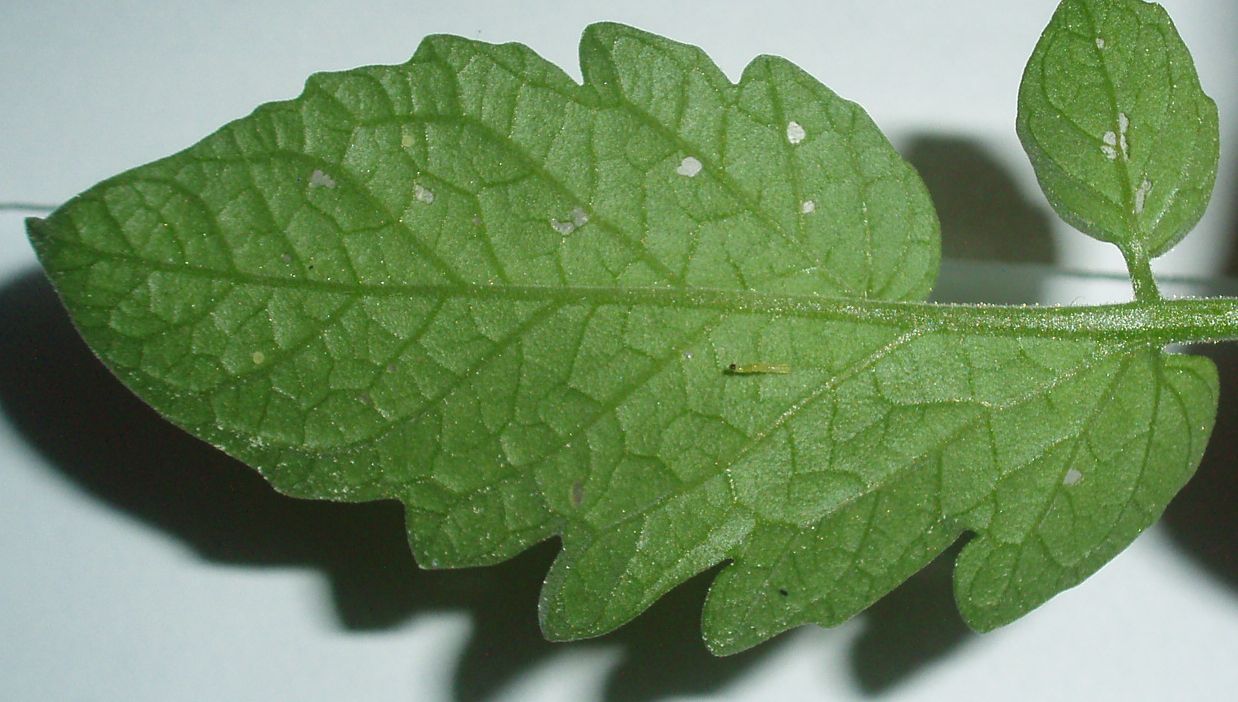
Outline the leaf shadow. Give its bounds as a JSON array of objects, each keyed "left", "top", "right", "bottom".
[
  {"left": 903, "top": 133, "right": 1057, "bottom": 304},
  {"left": 1163, "top": 344, "right": 1238, "bottom": 593},
  {"left": 1161, "top": 166, "right": 1238, "bottom": 594},
  {"left": 846, "top": 133, "right": 1057, "bottom": 695},
  {"left": 848, "top": 542, "right": 973, "bottom": 696},
  {"left": 0, "top": 267, "right": 783, "bottom": 702},
  {"left": 0, "top": 265, "right": 982, "bottom": 699}
]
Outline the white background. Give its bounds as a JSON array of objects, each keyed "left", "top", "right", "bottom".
[{"left": 2, "top": 2, "right": 1235, "bottom": 700}]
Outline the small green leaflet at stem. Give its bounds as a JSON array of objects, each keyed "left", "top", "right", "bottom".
[
  {"left": 26, "top": 0, "right": 1226, "bottom": 654},
  {"left": 1018, "top": 0, "right": 1219, "bottom": 298}
]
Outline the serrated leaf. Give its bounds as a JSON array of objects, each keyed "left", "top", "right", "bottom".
[
  {"left": 26, "top": 9, "right": 1224, "bottom": 655},
  {"left": 1017, "top": 0, "right": 1219, "bottom": 258}
]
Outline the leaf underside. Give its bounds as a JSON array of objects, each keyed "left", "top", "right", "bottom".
[
  {"left": 1018, "top": 0, "right": 1218, "bottom": 257},
  {"left": 28, "top": 3, "right": 1219, "bottom": 655}
]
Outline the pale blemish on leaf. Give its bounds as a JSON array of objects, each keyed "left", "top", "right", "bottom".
[
  {"left": 414, "top": 183, "right": 435, "bottom": 204},
  {"left": 1102, "top": 131, "right": 1119, "bottom": 161},
  {"left": 251, "top": 351, "right": 265, "bottom": 365},
  {"left": 1096, "top": 37, "right": 1106, "bottom": 49},
  {"left": 551, "top": 207, "right": 589, "bottom": 235},
  {"left": 1063, "top": 468, "right": 1084, "bottom": 486},
  {"left": 1118, "top": 112, "right": 1130, "bottom": 156},
  {"left": 676, "top": 156, "right": 703, "bottom": 177},
  {"left": 800, "top": 199, "right": 816, "bottom": 214},
  {"left": 1134, "top": 177, "right": 1152, "bottom": 215},
  {"left": 308, "top": 169, "right": 336, "bottom": 189},
  {"left": 786, "top": 120, "right": 806, "bottom": 145}
]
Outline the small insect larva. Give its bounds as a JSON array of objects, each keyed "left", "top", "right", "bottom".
[{"left": 725, "top": 362, "right": 791, "bottom": 375}]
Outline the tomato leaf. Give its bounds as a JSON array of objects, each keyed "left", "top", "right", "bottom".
[{"left": 27, "top": 0, "right": 1226, "bottom": 654}]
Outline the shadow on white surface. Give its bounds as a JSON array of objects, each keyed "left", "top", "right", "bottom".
[
  {"left": 1163, "top": 163, "right": 1238, "bottom": 593},
  {"left": 0, "top": 266, "right": 973, "bottom": 699}
]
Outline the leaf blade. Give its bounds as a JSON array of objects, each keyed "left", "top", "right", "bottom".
[{"left": 1017, "top": 0, "right": 1219, "bottom": 257}]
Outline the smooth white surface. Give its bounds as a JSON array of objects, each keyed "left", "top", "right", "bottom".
[{"left": 2, "top": 2, "right": 1235, "bottom": 700}]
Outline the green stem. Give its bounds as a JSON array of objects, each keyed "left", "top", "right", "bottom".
[
  {"left": 1121, "top": 245, "right": 1161, "bottom": 303},
  {"left": 0, "top": 202, "right": 58, "bottom": 213},
  {"left": 694, "top": 294, "right": 1238, "bottom": 346},
  {"left": 866, "top": 296, "right": 1238, "bottom": 346}
]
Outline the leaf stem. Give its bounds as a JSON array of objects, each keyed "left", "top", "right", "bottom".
[
  {"left": 745, "top": 295, "right": 1238, "bottom": 346},
  {"left": 0, "top": 202, "right": 58, "bottom": 214},
  {"left": 1121, "top": 245, "right": 1161, "bottom": 303}
]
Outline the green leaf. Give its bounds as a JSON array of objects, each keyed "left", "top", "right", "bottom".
[
  {"left": 25, "top": 5, "right": 1229, "bottom": 654},
  {"left": 1018, "top": 0, "right": 1220, "bottom": 259}
]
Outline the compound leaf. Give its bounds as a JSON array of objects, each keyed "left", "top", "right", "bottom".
[{"left": 27, "top": 2, "right": 1220, "bottom": 655}]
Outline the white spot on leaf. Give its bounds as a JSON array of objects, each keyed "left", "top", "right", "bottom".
[
  {"left": 800, "top": 199, "right": 816, "bottom": 214},
  {"left": 1101, "top": 131, "right": 1119, "bottom": 160},
  {"left": 1134, "top": 177, "right": 1152, "bottom": 215},
  {"left": 414, "top": 183, "right": 435, "bottom": 204},
  {"left": 401, "top": 134, "right": 414, "bottom": 148},
  {"left": 252, "top": 351, "right": 265, "bottom": 365},
  {"left": 676, "top": 156, "right": 702, "bottom": 177},
  {"left": 786, "top": 121, "right": 806, "bottom": 145},
  {"left": 1096, "top": 37, "right": 1106, "bottom": 49},
  {"left": 1063, "top": 468, "right": 1083, "bottom": 486},
  {"left": 1118, "top": 112, "right": 1130, "bottom": 156},
  {"left": 309, "top": 169, "right": 336, "bottom": 189},
  {"left": 551, "top": 207, "right": 590, "bottom": 235}
]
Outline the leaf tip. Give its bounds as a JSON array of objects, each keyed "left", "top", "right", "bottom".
[
  {"left": 580, "top": 20, "right": 638, "bottom": 43},
  {"left": 699, "top": 626, "right": 756, "bottom": 657},
  {"left": 24, "top": 215, "right": 48, "bottom": 240},
  {"left": 24, "top": 216, "right": 59, "bottom": 261},
  {"left": 536, "top": 590, "right": 582, "bottom": 644}
]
